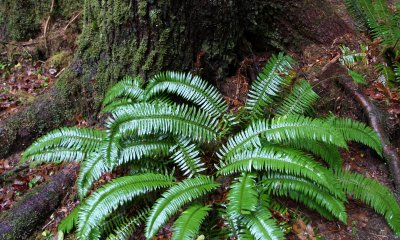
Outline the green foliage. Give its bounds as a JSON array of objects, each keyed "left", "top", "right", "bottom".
[
  {"left": 348, "top": 69, "right": 367, "bottom": 84},
  {"left": 345, "top": 0, "right": 400, "bottom": 52},
  {"left": 22, "top": 54, "right": 400, "bottom": 239},
  {"left": 172, "top": 204, "right": 211, "bottom": 240},
  {"left": 339, "top": 45, "right": 368, "bottom": 68}
]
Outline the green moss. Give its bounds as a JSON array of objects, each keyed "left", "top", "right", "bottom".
[
  {"left": 47, "top": 51, "right": 73, "bottom": 68},
  {"left": 137, "top": 0, "right": 148, "bottom": 19}
]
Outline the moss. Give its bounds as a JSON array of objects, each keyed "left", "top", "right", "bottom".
[
  {"left": 47, "top": 51, "right": 73, "bottom": 68},
  {"left": 137, "top": 0, "right": 148, "bottom": 19}
]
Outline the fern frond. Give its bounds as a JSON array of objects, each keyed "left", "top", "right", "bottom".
[
  {"left": 119, "top": 138, "right": 174, "bottom": 165},
  {"left": 145, "top": 71, "right": 228, "bottom": 117},
  {"left": 336, "top": 171, "right": 400, "bottom": 235},
  {"left": 106, "top": 102, "right": 219, "bottom": 143},
  {"left": 102, "top": 76, "right": 144, "bottom": 108},
  {"left": 245, "top": 53, "right": 294, "bottom": 118},
  {"left": 339, "top": 45, "right": 367, "bottom": 68},
  {"left": 276, "top": 80, "right": 319, "bottom": 116},
  {"left": 170, "top": 137, "right": 205, "bottom": 177},
  {"left": 218, "top": 147, "right": 344, "bottom": 199},
  {"left": 106, "top": 209, "right": 149, "bottom": 240},
  {"left": 264, "top": 174, "right": 347, "bottom": 223},
  {"left": 219, "top": 115, "right": 347, "bottom": 160},
  {"left": 22, "top": 127, "right": 105, "bottom": 162},
  {"left": 327, "top": 117, "right": 383, "bottom": 155},
  {"left": 102, "top": 99, "right": 135, "bottom": 113},
  {"left": 58, "top": 205, "right": 80, "bottom": 234},
  {"left": 78, "top": 173, "right": 175, "bottom": 240},
  {"left": 77, "top": 150, "right": 111, "bottom": 198},
  {"left": 227, "top": 173, "right": 258, "bottom": 220},
  {"left": 172, "top": 204, "right": 211, "bottom": 240},
  {"left": 348, "top": 69, "right": 367, "bottom": 84},
  {"left": 282, "top": 139, "right": 343, "bottom": 170},
  {"left": 145, "top": 176, "right": 219, "bottom": 239},
  {"left": 241, "top": 206, "right": 284, "bottom": 240},
  {"left": 23, "top": 149, "right": 87, "bottom": 163}
]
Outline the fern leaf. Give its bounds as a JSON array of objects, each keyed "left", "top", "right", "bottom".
[
  {"left": 106, "top": 209, "right": 149, "bottom": 240},
  {"left": 327, "top": 117, "right": 383, "bottom": 155},
  {"left": 170, "top": 138, "right": 205, "bottom": 177},
  {"left": 77, "top": 150, "right": 111, "bottom": 198},
  {"left": 218, "top": 147, "right": 345, "bottom": 199},
  {"left": 241, "top": 206, "right": 284, "bottom": 240},
  {"left": 219, "top": 115, "right": 347, "bottom": 159},
  {"left": 282, "top": 139, "right": 343, "bottom": 170},
  {"left": 145, "top": 71, "right": 228, "bottom": 117},
  {"left": 245, "top": 53, "right": 294, "bottom": 118},
  {"left": 58, "top": 205, "right": 80, "bottom": 234},
  {"left": 103, "top": 76, "right": 144, "bottom": 108},
  {"left": 22, "top": 127, "right": 105, "bottom": 162},
  {"left": 172, "top": 204, "right": 211, "bottom": 240},
  {"left": 78, "top": 173, "right": 175, "bottom": 240},
  {"left": 336, "top": 171, "right": 400, "bottom": 235},
  {"left": 227, "top": 173, "right": 258, "bottom": 220},
  {"left": 276, "top": 80, "right": 319, "bottom": 116},
  {"left": 119, "top": 138, "right": 174, "bottom": 165},
  {"left": 102, "top": 99, "right": 135, "bottom": 113},
  {"left": 265, "top": 174, "right": 347, "bottom": 223},
  {"left": 106, "top": 102, "right": 219, "bottom": 143},
  {"left": 145, "top": 176, "right": 219, "bottom": 239},
  {"left": 348, "top": 69, "right": 367, "bottom": 84}
]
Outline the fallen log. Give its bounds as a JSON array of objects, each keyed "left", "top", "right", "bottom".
[
  {"left": 320, "top": 62, "right": 400, "bottom": 191},
  {"left": 0, "top": 164, "right": 78, "bottom": 240}
]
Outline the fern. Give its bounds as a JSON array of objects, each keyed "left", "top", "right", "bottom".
[
  {"left": 339, "top": 45, "right": 368, "bottom": 68},
  {"left": 227, "top": 173, "right": 259, "bottom": 219},
  {"left": 172, "top": 204, "right": 211, "bottom": 240},
  {"left": 241, "top": 206, "right": 284, "bottom": 240},
  {"left": 106, "top": 102, "right": 219, "bottom": 143},
  {"left": 21, "top": 54, "right": 400, "bottom": 239},
  {"left": 264, "top": 174, "right": 347, "bottom": 223},
  {"left": 276, "top": 80, "right": 319, "bottom": 116},
  {"left": 348, "top": 69, "right": 367, "bottom": 84},
  {"left": 145, "top": 176, "right": 219, "bottom": 239},
  {"left": 106, "top": 209, "right": 149, "bottom": 240},
  {"left": 170, "top": 137, "right": 205, "bottom": 177},
  {"left": 219, "top": 115, "right": 347, "bottom": 160},
  {"left": 78, "top": 173, "right": 175, "bottom": 240},
  {"left": 58, "top": 205, "right": 80, "bottom": 234},
  {"left": 336, "top": 171, "right": 400, "bottom": 234},
  {"left": 245, "top": 53, "right": 294, "bottom": 118},
  {"left": 145, "top": 71, "right": 228, "bottom": 117},
  {"left": 22, "top": 127, "right": 105, "bottom": 162},
  {"left": 102, "top": 76, "right": 144, "bottom": 108}
]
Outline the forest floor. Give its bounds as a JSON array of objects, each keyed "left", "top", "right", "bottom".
[{"left": 1, "top": 1, "right": 400, "bottom": 240}]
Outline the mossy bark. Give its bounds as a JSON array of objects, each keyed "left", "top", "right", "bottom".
[
  {"left": 0, "top": 164, "right": 78, "bottom": 240},
  {"left": 0, "top": 0, "right": 351, "bottom": 158}
]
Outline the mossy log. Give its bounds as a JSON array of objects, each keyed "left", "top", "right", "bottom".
[
  {"left": 0, "top": 164, "right": 79, "bottom": 240},
  {"left": 0, "top": 0, "right": 351, "bottom": 158}
]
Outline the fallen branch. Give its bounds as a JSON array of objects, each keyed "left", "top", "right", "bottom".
[
  {"left": 0, "top": 164, "right": 79, "bottom": 240},
  {"left": 320, "top": 61, "right": 400, "bottom": 191}
]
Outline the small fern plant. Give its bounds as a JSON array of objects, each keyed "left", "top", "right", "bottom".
[{"left": 22, "top": 53, "right": 400, "bottom": 239}]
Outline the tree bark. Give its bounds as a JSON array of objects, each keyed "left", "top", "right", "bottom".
[{"left": 0, "top": 0, "right": 351, "bottom": 158}]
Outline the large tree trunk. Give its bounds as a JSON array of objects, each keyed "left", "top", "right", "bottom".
[{"left": 0, "top": 0, "right": 351, "bottom": 157}]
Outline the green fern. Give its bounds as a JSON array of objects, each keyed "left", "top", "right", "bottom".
[
  {"left": 172, "top": 204, "right": 211, "bottom": 240},
  {"left": 102, "top": 76, "right": 144, "bottom": 108},
  {"left": 145, "top": 71, "right": 228, "bottom": 117},
  {"left": 145, "top": 176, "right": 219, "bottom": 239},
  {"left": 276, "top": 80, "right": 319, "bottom": 116},
  {"left": 336, "top": 171, "right": 400, "bottom": 235},
  {"left": 21, "top": 54, "right": 400, "bottom": 239},
  {"left": 78, "top": 173, "right": 175, "bottom": 240},
  {"left": 245, "top": 53, "right": 294, "bottom": 118}
]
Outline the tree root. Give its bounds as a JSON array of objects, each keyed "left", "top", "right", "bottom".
[
  {"left": 320, "top": 62, "right": 400, "bottom": 191},
  {"left": 0, "top": 164, "right": 79, "bottom": 240}
]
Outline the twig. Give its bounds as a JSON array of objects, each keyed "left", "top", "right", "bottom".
[
  {"left": 43, "top": 0, "right": 55, "bottom": 55},
  {"left": 64, "top": 12, "right": 82, "bottom": 32},
  {"left": 55, "top": 67, "right": 66, "bottom": 78}
]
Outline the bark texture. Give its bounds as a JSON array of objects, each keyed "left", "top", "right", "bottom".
[{"left": 0, "top": 0, "right": 351, "bottom": 158}]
